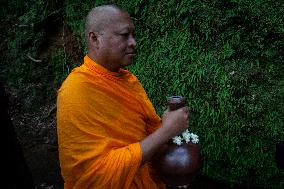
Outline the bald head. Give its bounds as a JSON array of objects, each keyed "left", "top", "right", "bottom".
[
  {"left": 85, "top": 5, "right": 136, "bottom": 72},
  {"left": 85, "top": 5, "right": 127, "bottom": 39}
]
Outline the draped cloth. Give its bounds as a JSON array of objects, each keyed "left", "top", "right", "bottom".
[{"left": 57, "top": 55, "right": 165, "bottom": 189}]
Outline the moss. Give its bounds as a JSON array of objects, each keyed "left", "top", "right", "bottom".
[{"left": 1, "top": 0, "right": 283, "bottom": 188}]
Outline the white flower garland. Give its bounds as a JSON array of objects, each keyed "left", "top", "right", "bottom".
[{"left": 172, "top": 129, "right": 199, "bottom": 145}]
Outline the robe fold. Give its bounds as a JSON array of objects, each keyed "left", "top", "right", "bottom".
[{"left": 57, "top": 55, "right": 165, "bottom": 189}]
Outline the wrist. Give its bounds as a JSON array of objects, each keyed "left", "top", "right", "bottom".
[{"left": 157, "top": 124, "right": 173, "bottom": 142}]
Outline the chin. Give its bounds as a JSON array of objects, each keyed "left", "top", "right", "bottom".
[{"left": 122, "top": 60, "right": 133, "bottom": 68}]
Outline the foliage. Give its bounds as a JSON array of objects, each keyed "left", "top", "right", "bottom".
[
  {"left": 0, "top": 0, "right": 65, "bottom": 108},
  {"left": 1, "top": 0, "right": 283, "bottom": 188},
  {"left": 120, "top": 1, "right": 284, "bottom": 188}
]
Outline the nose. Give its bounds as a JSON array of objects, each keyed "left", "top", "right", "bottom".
[{"left": 129, "top": 34, "right": 136, "bottom": 48}]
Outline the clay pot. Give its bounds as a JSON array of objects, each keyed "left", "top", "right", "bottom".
[
  {"left": 152, "top": 96, "right": 202, "bottom": 187},
  {"left": 167, "top": 96, "right": 186, "bottom": 111},
  {"left": 153, "top": 142, "right": 202, "bottom": 187}
]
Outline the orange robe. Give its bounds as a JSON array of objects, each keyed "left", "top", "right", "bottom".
[{"left": 57, "top": 55, "right": 165, "bottom": 189}]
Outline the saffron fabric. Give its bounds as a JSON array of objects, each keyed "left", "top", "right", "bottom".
[{"left": 57, "top": 55, "right": 165, "bottom": 189}]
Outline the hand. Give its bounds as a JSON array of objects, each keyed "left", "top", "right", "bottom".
[
  {"left": 140, "top": 107, "right": 189, "bottom": 164},
  {"left": 161, "top": 107, "right": 189, "bottom": 138},
  {"left": 140, "top": 106, "right": 189, "bottom": 164}
]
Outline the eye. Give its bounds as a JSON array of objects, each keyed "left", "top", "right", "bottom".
[{"left": 120, "top": 33, "right": 129, "bottom": 37}]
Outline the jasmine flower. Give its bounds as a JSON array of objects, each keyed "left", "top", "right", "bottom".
[
  {"left": 172, "top": 136, "right": 183, "bottom": 146},
  {"left": 182, "top": 129, "right": 191, "bottom": 143},
  {"left": 172, "top": 129, "right": 199, "bottom": 145}
]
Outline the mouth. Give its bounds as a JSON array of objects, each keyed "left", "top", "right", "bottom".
[
  {"left": 125, "top": 52, "right": 135, "bottom": 58},
  {"left": 126, "top": 52, "right": 135, "bottom": 55},
  {"left": 126, "top": 49, "right": 136, "bottom": 55}
]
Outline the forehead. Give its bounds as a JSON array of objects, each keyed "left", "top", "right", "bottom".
[{"left": 108, "top": 11, "right": 135, "bottom": 31}]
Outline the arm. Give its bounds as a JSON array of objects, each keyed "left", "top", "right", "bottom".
[{"left": 140, "top": 107, "right": 189, "bottom": 164}]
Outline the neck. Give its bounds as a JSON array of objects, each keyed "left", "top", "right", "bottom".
[{"left": 87, "top": 52, "right": 120, "bottom": 72}]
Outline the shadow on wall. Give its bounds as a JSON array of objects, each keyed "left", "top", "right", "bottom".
[
  {"left": 1, "top": 82, "right": 35, "bottom": 189},
  {"left": 276, "top": 141, "right": 284, "bottom": 170}
]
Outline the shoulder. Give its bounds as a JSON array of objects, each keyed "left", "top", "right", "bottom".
[
  {"left": 57, "top": 66, "right": 105, "bottom": 103},
  {"left": 59, "top": 66, "right": 102, "bottom": 92}
]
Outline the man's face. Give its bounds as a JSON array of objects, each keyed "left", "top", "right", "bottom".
[{"left": 98, "top": 12, "right": 136, "bottom": 71}]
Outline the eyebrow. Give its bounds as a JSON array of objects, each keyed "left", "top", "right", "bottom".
[{"left": 118, "top": 27, "right": 135, "bottom": 33}]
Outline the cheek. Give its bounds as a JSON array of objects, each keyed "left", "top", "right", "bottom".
[
  {"left": 117, "top": 41, "right": 127, "bottom": 50},
  {"left": 114, "top": 45, "right": 127, "bottom": 59}
]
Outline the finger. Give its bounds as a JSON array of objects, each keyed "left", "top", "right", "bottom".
[
  {"left": 182, "top": 107, "right": 189, "bottom": 114},
  {"left": 185, "top": 113, "right": 189, "bottom": 120}
]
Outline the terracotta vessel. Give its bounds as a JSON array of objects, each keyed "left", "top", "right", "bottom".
[
  {"left": 153, "top": 142, "right": 202, "bottom": 187},
  {"left": 152, "top": 96, "right": 202, "bottom": 187}
]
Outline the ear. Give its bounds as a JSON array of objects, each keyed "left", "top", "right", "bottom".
[{"left": 88, "top": 31, "right": 100, "bottom": 49}]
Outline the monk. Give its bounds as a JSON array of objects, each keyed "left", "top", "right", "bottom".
[{"left": 57, "top": 5, "right": 189, "bottom": 189}]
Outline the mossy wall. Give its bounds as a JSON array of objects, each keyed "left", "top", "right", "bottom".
[{"left": 1, "top": 0, "right": 283, "bottom": 188}]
